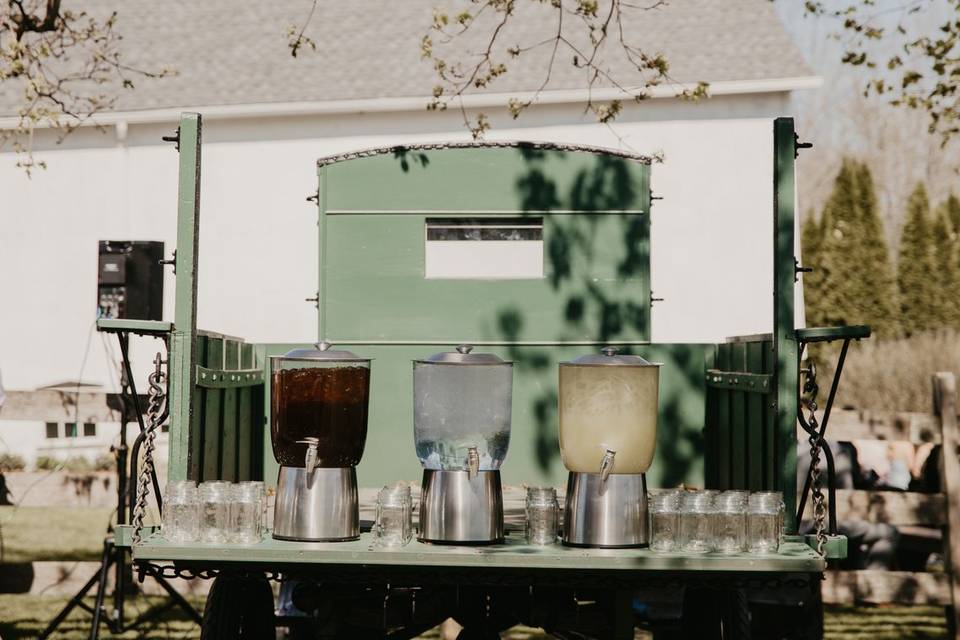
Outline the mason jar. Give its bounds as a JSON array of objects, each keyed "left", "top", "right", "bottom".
[
  {"left": 374, "top": 483, "right": 413, "bottom": 547},
  {"left": 679, "top": 490, "right": 716, "bottom": 553},
  {"left": 199, "top": 481, "right": 231, "bottom": 544},
  {"left": 163, "top": 480, "right": 199, "bottom": 543},
  {"left": 230, "top": 482, "right": 265, "bottom": 545},
  {"left": 525, "top": 487, "right": 559, "bottom": 545},
  {"left": 713, "top": 491, "right": 749, "bottom": 554},
  {"left": 648, "top": 490, "right": 681, "bottom": 552},
  {"left": 748, "top": 491, "right": 784, "bottom": 554}
]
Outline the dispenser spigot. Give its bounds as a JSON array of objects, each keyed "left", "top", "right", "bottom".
[
  {"left": 599, "top": 449, "right": 616, "bottom": 486},
  {"left": 297, "top": 438, "right": 320, "bottom": 474},
  {"left": 466, "top": 446, "right": 480, "bottom": 480}
]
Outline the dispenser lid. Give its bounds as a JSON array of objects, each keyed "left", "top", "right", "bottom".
[
  {"left": 563, "top": 346, "right": 660, "bottom": 367},
  {"left": 415, "top": 344, "right": 511, "bottom": 365},
  {"left": 274, "top": 341, "right": 370, "bottom": 362}
]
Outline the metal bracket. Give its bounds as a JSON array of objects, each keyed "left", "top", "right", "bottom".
[
  {"left": 159, "top": 249, "right": 177, "bottom": 275},
  {"left": 793, "top": 133, "right": 813, "bottom": 159},
  {"left": 306, "top": 292, "right": 319, "bottom": 308},
  {"left": 161, "top": 127, "right": 181, "bottom": 151},
  {"left": 705, "top": 369, "right": 772, "bottom": 392},
  {"left": 196, "top": 366, "right": 264, "bottom": 388},
  {"left": 650, "top": 291, "right": 664, "bottom": 305},
  {"left": 306, "top": 191, "right": 319, "bottom": 204},
  {"left": 794, "top": 257, "right": 812, "bottom": 282}
]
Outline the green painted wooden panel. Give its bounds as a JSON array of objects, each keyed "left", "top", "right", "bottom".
[
  {"left": 773, "top": 118, "right": 799, "bottom": 533},
  {"left": 221, "top": 340, "right": 239, "bottom": 482},
  {"left": 730, "top": 342, "right": 747, "bottom": 489},
  {"left": 237, "top": 343, "right": 254, "bottom": 481},
  {"left": 322, "top": 213, "right": 650, "bottom": 343},
  {"left": 167, "top": 113, "right": 202, "bottom": 483},
  {"left": 746, "top": 341, "right": 765, "bottom": 491},
  {"left": 703, "top": 346, "right": 718, "bottom": 488},
  {"left": 257, "top": 342, "right": 706, "bottom": 490},
  {"left": 202, "top": 337, "right": 224, "bottom": 481},
  {"left": 187, "top": 336, "right": 208, "bottom": 481},
  {"left": 715, "top": 344, "right": 731, "bottom": 489},
  {"left": 322, "top": 147, "right": 649, "bottom": 213}
]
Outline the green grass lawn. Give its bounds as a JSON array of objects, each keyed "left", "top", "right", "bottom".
[
  {"left": 0, "top": 506, "right": 112, "bottom": 562},
  {"left": 0, "top": 595, "right": 949, "bottom": 639}
]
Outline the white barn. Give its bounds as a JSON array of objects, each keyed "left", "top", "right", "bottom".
[{"left": 0, "top": 0, "right": 815, "bottom": 466}]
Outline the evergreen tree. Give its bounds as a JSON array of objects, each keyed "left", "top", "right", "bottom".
[
  {"left": 809, "top": 159, "right": 899, "bottom": 335},
  {"left": 850, "top": 161, "right": 900, "bottom": 336},
  {"left": 933, "top": 201, "right": 960, "bottom": 328},
  {"left": 943, "top": 193, "right": 960, "bottom": 235},
  {"left": 898, "top": 184, "right": 938, "bottom": 334},
  {"left": 801, "top": 209, "right": 827, "bottom": 327}
]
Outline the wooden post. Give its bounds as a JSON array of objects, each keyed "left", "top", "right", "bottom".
[{"left": 934, "top": 372, "right": 960, "bottom": 639}]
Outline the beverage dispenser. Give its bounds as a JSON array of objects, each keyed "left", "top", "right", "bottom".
[
  {"left": 414, "top": 345, "right": 512, "bottom": 544},
  {"left": 559, "top": 346, "right": 660, "bottom": 547},
  {"left": 270, "top": 342, "right": 371, "bottom": 541}
]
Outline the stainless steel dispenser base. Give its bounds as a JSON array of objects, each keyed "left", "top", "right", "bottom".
[
  {"left": 273, "top": 466, "right": 359, "bottom": 542},
  {"left": 418, "top": 469, "right": 504, "bottom": 544},
  {"left": 562, "top": 471, "right": 648, "bottom": 548}
]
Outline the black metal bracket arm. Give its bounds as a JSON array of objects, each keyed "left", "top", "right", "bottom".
[
  {"left": 161, "top": 127, "right": 181, "bottom": 151},
  {"left": 793, "top": 133, "right": 813, "bottom": 158},
  {"left": 158, "top": 249, "right": 177, "bottom": 275},
  {"left": 794, "top": 257, "right": 813, "bottom": 282}
]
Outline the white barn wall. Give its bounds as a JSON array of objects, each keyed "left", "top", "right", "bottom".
[{"left": 0, "top": 91, "right": 798, "bottom": 401}]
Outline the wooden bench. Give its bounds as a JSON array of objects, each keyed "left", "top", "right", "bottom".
[{"left": 818, "top": 372, "right": 960, "bottom": 637}]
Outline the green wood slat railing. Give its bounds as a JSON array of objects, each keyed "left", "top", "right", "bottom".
[
  {"left": 730, "top": 341, "right": 747, "bottom": 489},
  {"left": 704, "top": 346, "right": 718, "bottom": 488},
  {"left": 746, "top": 341, "right": 765, "bottom": 491},
  {"left": 202, "top": 337, "right": 224, "bottom": 481},
  {"left": 763, "top": 339, "right": 777, "bottom": 489},
  {"left": 221, "top": 340, "right": 239, "bottom": 482}
]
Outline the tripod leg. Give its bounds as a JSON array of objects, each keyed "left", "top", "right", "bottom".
[
  {"left": 89, "top": 539, "right": 115, "bottom": 640},
  {"left": 113, "top": 545, "right": 127, "bottom": 633},
  {"left": 37, "top": 569, "right": 103, "bottom": 640},
  {"left": 151, "top": 569, "right": 203, "bottom": 624}
]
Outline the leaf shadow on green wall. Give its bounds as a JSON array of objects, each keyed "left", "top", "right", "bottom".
[{"left": 490, "top": 147, "right": 705, "bottom": 487}]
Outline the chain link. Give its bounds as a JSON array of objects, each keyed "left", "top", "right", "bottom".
[
  {"left": 801, "top": 362, "right": 827, "bottom": 556},
  {"left": 132, "top": 353, "right": 166, "bottom": 545},
  {"left": 316, "top": 140, "right": 654, "bottom": 168}
]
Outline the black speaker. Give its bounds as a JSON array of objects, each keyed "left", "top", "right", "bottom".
[{"left": 97, "top": 240, "right": 164, "bottom": 320}]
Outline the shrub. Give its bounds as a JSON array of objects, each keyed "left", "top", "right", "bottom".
[
  {"left": 93, "top": 453, "right": 115, "bottom": 471},
  {"left": 63, "top": 457, "right": 92, "bottom": 473},
  {"left": 34, "top": 456, "right": 60, "bottom": 471},
  {"left": 0, "top": 453, "right": 26, "bottom": 472},
  {"left": 819, "top": 329, "right": 960, "bottom": 412}
]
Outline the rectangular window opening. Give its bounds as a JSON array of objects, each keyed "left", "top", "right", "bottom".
[
  {"left": 45, "top": 422, "right": 58, "bottom": 439},
  {"left": 83, "top": 423, "right": 97, "bottom": 437},
  {"left": 425, "top": 217, "right": 544, "bottom": 279},
  {"left": 64, "top": 422, "right": 77, "bottom": 438}
]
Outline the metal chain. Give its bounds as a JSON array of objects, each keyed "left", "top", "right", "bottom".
[
  {"left": 802, "top": 362, "right": 827, "bottom": 556},
  {"left": 132, "top": 353, "right": 166, "bottom": 545},
  {"left": 316, "top": 140, "right": 655, "bottom": 168}
]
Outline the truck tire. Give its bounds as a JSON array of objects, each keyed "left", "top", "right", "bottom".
[{"left": 200, "top": 574, "right": 275, "bottom": 640}]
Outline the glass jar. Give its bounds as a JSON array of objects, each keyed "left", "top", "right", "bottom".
[
  {"left": 374, "top": 484, "right": 413, "bottom": 547},
  {"left": 558, "top": 347, "right": 661, "bottom": 475},
  {"left": 648, "top": 490, "right": 681, "bottom": 552},
  {"left": 163, "top": 481, "right": 199, "bottom": 543},
  {"left": 713, "top": 491, "right": 749, "bottom": 554},
  {"left": 525, "top": 487, "right": 559, "bottom": 545},
  {"left": 230, "top": 482, "right": 265, "bottom": 545},
  {"left": 413, "top": 346, "right": 513, "bottom": 472},
  {"left": 270, "top": 343, "right": 372, "bottom": 469},
  {"left": 679, "top": 490, "right": 716, "bottom": 553},
  {"left": 748, "top": 491, "right": 784, "bottom": 554},
  {"left": 200, "top": 481, "right": 231, "bottom": 544}
]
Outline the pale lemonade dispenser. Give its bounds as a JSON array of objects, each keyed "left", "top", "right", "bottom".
[
  {"left": 270, "top": 342, "right": 371, "bottom": 542},
  {"left": 559, "top": 346, "right": 660, "bottom": 547},
  {"left": 414, "top": 345, "right": 512, "bottom": 543}
]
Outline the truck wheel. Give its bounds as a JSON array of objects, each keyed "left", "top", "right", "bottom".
[
  {"left": 720, "top": 589, "right": 751, "bottom": 640},
  {"left": 201, "top": 574, "right": 275, "bottom": 640}
]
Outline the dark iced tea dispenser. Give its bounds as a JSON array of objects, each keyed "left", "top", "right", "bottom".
[{"left": 270, "top": 342, "right": 372, "bottom": 541}]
